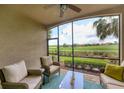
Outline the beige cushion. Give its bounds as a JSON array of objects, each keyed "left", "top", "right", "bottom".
[
  {"left": 16, "top": 60, "right": 28, "bottom": 80},
  {"left": 2, "top": 60, "right": 27, "bottom": 82},
  {"left": 50, "top": 65, "right": 59, "bottom": 74},
  {"left": 100, "top": 73, "right": 124, "bottom": 87},
  {"left": 19, "top": 76, "right": 41, "bottom": 89},
  {"left": 106, "top": 84, "right": 124, "bottom": 89},
  {"left": 42, "top": 56, "right": 53, "bottom": 66},
  {"left": 121, "top": 60, "right": 124, "bottom": 66},
  {"left": 120, "top": 61, "right": 124, "bottom": 80}
]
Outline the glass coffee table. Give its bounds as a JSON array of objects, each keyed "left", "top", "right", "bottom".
[{"left": 59, "top": 71, "right": 84, "bottom": 89}]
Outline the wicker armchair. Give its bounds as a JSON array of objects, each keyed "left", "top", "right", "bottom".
[{"left": 40, "top": 56, "right": 60, "bottom": 82}]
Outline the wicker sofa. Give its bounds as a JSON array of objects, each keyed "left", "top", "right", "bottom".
[
  {"left": 0, "top": 61, "right": 43, "bottom": 89},
  {"left": 100, "top": 62, "right": 124, "bottom": 89}
]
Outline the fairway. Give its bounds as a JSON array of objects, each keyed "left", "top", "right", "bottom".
[
  {"left": 60, "top": 56, "right": 110, "bottom": 66},
  {"left": 49, "top": 44, "right": 118, "bottom": 53},
  {"left": 49, "top": 44, "right": 119, "bottom": 67}
]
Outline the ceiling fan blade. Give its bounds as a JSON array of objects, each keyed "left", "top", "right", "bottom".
[
  {"left": 60, "top": 6, "right": 64, "bottom": 17},
  {"left": 68, "top": 4, "right": 81, "bottom": 13},
  {"left": 43, "top": 4, "right": 56, "bottom": 9}
]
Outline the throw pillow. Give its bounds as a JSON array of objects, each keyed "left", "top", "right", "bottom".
[{"left": 104, "top": 64, "right": 124, "bottom": 81}]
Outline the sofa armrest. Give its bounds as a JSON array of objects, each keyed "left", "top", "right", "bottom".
[
  {"left": 2, "top": 82, "right": 28, "bottom": 89},
  {"left": 108, "top": 83, "right": 124, "bottom": 87},
  {"left": 53, "top": 62, "right": 60, "bottom": 66},
  {"left": 100, "top": 68, "right": 105, "bottom": 73},
  {"left": 27, "top": 69, "right": 43, "bottom": 76}
]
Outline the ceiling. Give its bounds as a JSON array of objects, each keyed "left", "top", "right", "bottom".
[{"left": 3, "top": 4, "right": 120, "bottom": 27}]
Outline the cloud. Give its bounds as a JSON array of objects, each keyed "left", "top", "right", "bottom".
[
  {"left": 59, "top": 24, "right": 72, "bottom": 45},
  {"left": 50, "top": 18, "right": 118, "bottom": 45},
  {"left": 73, "top": 22, "right": 97, "bottom": 44}
]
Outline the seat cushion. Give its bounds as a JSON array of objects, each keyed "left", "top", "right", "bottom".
[
  {"left": 106, "top": 84, "right": 124, "bottom": 89},
  {"left": 50, "top": 65, "right": 60, "bottom": 74},
  {"left": 2, "top": 60, "right": 28, "bottom": 82},
  {"left": 19, "top": 76, "right": 41, "bottom": 89},
  {"left": 104, "top": 64, "right": 124, "bottom": 81},
  {"left": 42, "top": 56, "right": 53, "bottom": 66},
  {"left": 100, "top": 73, "right": 124, "bottom": 87}
]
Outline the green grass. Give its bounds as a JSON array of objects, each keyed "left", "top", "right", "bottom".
[
  {"left": 60, "top": 56, "right": 109, "bottom": 66},
  {"left": 50, "top": 44, "right": 118, "bottom": 67},
  {"left": 49, "top": 44, "right": 118, "bottom": 53}
]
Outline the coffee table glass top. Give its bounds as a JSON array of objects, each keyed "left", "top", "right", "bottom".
[{"left": 59, "top": 71, "right": 84, "bottom": 89}]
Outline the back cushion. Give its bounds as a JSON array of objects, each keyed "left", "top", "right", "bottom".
[
  {"left": 2, "top": 60, "right": 27, "bottom": 82},
  {"left": 104, "top": 64, "right": 124, "bottom": 81},
  {"left": 42, "top": 56, "right": 53, "bottom": 66},
  {"left": 16, "top": 60, "right": 28, "bottom": 80}
]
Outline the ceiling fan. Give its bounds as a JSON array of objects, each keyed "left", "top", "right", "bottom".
[{"left": 44, "top": 4, "right": 82, "bottom": 17}]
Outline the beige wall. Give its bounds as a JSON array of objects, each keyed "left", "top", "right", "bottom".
[{"left": 0, "top": 6, "right": 47, "bottom": 69}]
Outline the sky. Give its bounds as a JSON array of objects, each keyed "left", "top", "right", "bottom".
[{"left": 49, "top": 17, "right": 119, "bottom": 45}]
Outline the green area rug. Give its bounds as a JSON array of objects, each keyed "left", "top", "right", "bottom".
[{"left": 42, "top": 73, "right": 103, "bottom": 89}]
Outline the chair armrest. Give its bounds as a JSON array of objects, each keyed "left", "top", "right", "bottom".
[
  {"left": 43, "top": 66, "right": 50, "bottom": 70},
  {"left": 2, "top": 82, "right": 28, "bottom": 89},
  {"left": 108, "top": 83, "right": 124, "bottom": 87},
  {"left": 27, "top": 69, "right": 43, "bottom": 76},
  {"left": 53, "top": 62, "right": 60, "bottom": 66},
  {"left": 100, "top": 68, "right": 105, "bottom": 73},
  {"left": 42, "top": 66, "right": 50, "bottom": 74}
]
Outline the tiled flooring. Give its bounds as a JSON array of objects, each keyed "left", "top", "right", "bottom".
[{"left": 84, "top": 73, "right": 100, "bottom": 83}]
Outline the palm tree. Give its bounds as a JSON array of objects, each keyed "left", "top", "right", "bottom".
[{"left": 93, "top": 16, "right": 119, "bottom": 40}]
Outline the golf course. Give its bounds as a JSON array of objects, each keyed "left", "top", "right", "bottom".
[{"left": 49, "top": 44, "right": 119, "bottom": 67}]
